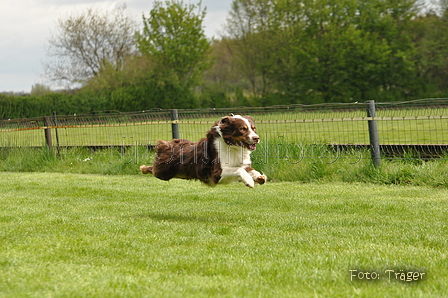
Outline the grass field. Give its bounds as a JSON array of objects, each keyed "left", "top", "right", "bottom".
[{"left": 1, "top": 172, "right": 447, "bottom": 297}]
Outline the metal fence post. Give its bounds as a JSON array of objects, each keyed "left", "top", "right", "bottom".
[
  {"left": 43, "top": 116, "right": 52, "bottom": 150},
  {"left": 366, "top": 100, "right": 380, "bottom": 166},
  {"left": 171, "top": 109, "right": 179, "bottom": 139}
]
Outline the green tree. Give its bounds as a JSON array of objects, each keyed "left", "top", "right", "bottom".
[
  {"left": 81, "top": 1, "right": 213, "bottom": 111},
  {"left": 412, "top": 2, "right": 448, "bottom": 94},
  {"left": 224, "top": 0, "right": 282, "bottom": 98},
  {"left": 136, "top": 0, "right": 212, "bottom": 93},
  {"left": 224, "top": 0, "right": 422, "bottom": 103}
]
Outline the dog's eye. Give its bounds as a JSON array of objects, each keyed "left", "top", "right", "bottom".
[
  {"left": 240, "top": 126, "right": 248, "bottom": 131},
  {"left": 252, "top": 126, "right": 256, "bottom": 131}
]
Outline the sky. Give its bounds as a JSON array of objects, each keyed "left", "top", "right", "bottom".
[{"left": 0, "top": 0, "right": 233, "bottom": 93}]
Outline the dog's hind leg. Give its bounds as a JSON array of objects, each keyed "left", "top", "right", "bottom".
[{"left": 140, "top": 165, "right": 153, "bottom": 174}]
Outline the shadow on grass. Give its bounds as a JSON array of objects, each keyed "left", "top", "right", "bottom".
[{"left": 133, "top": 212, "right": 238, "bottom": 224}]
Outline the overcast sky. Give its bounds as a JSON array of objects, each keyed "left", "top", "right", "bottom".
[{"left": 0, "top": 0, "right": 232, "bottom": 93}]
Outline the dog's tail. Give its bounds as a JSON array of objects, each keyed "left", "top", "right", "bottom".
[{"left": 140, "top": 165, "right": 153, "bottom": 175}]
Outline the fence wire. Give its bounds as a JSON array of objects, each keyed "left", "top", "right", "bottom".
[{"left": 1, "top": 99, "right": 448, "bottom": 161}]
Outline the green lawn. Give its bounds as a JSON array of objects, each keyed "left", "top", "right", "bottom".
[{"left": 0, "top": 172, "right": 446, "bottom": 297}]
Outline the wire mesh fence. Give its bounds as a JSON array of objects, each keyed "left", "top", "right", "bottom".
[{"left": 1, "top": 98, "right": 448, "bottom": 163}]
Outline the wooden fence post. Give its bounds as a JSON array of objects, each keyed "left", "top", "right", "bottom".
[
  {"left": 43, "top": 116, "right": 52, "bottom": 150},
  {"left": 53, "top": 111, "right": 61, "bottom": 156}
]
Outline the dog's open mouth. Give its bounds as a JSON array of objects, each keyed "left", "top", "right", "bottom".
[{"left": 243, "top": 142, "right": 257, "bottom": 151}]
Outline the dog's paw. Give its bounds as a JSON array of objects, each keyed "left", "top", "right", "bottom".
[
  {"left": 140, "top": 165, "right": 153, "bottom": 174},
  {"left": 255, "top": 175, "right": 267, "bottom": 185},
  {"left": 244, "top": 181, "right": 255, "bottom": 188},
  {"left": 241, "top": 176, "right": 255, "bottom": 188}
]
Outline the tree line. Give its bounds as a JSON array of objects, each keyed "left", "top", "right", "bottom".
[{"left": 2, "top": 0, "right": 448, "bottom": 119}]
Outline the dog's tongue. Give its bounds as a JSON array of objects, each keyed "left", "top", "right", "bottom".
[{"left": 249, "top": 144, "right": 257, "bottom": 151}]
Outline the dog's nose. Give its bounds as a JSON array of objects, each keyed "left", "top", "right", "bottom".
[{"left": 253, "top": 136, "right": 260, "bottom": 143}]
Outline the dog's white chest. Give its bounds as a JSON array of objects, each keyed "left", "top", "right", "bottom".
[{"left": 213, "top": 138, "right": 251, "bottom": 167}]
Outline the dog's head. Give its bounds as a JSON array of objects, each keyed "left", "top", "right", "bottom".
[{"left": 214, "top": 114, "right": 260, "bottom": 151}]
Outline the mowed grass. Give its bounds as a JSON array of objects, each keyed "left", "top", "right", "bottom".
[{"left": 0, "top": 172, "right": 447, "bottom": 297}]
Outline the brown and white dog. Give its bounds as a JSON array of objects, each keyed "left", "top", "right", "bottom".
[{"left": 140, "top": 114, "right": 267, "bottom": 188}]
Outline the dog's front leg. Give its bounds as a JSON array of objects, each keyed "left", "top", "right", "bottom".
[
  {"left": 220, "top": 167, "right": 255, "bottom": 188},
  {"left": 246, "top": 167, "right": 267, "bottom": 185}
]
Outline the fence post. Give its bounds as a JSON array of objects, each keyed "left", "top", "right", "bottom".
[
  {"left": 43, "top": 116, "right": 52, "bottom": 150},
  {"left": 53, "top": 111, "right": 61, "bottom": 156},
  {"left": 171, "top": 109, "right": 179, "bottom": 139},
  {"left": 366, "top": 100, "right": 380, "bottom": 166}
]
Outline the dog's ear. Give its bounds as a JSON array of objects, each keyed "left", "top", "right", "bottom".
[
  {"left": 243, "top": 115, "right": 254, "bottom": 123},
  {"left": 220, "top": 116, "right": 232, "bottom": 124}
]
